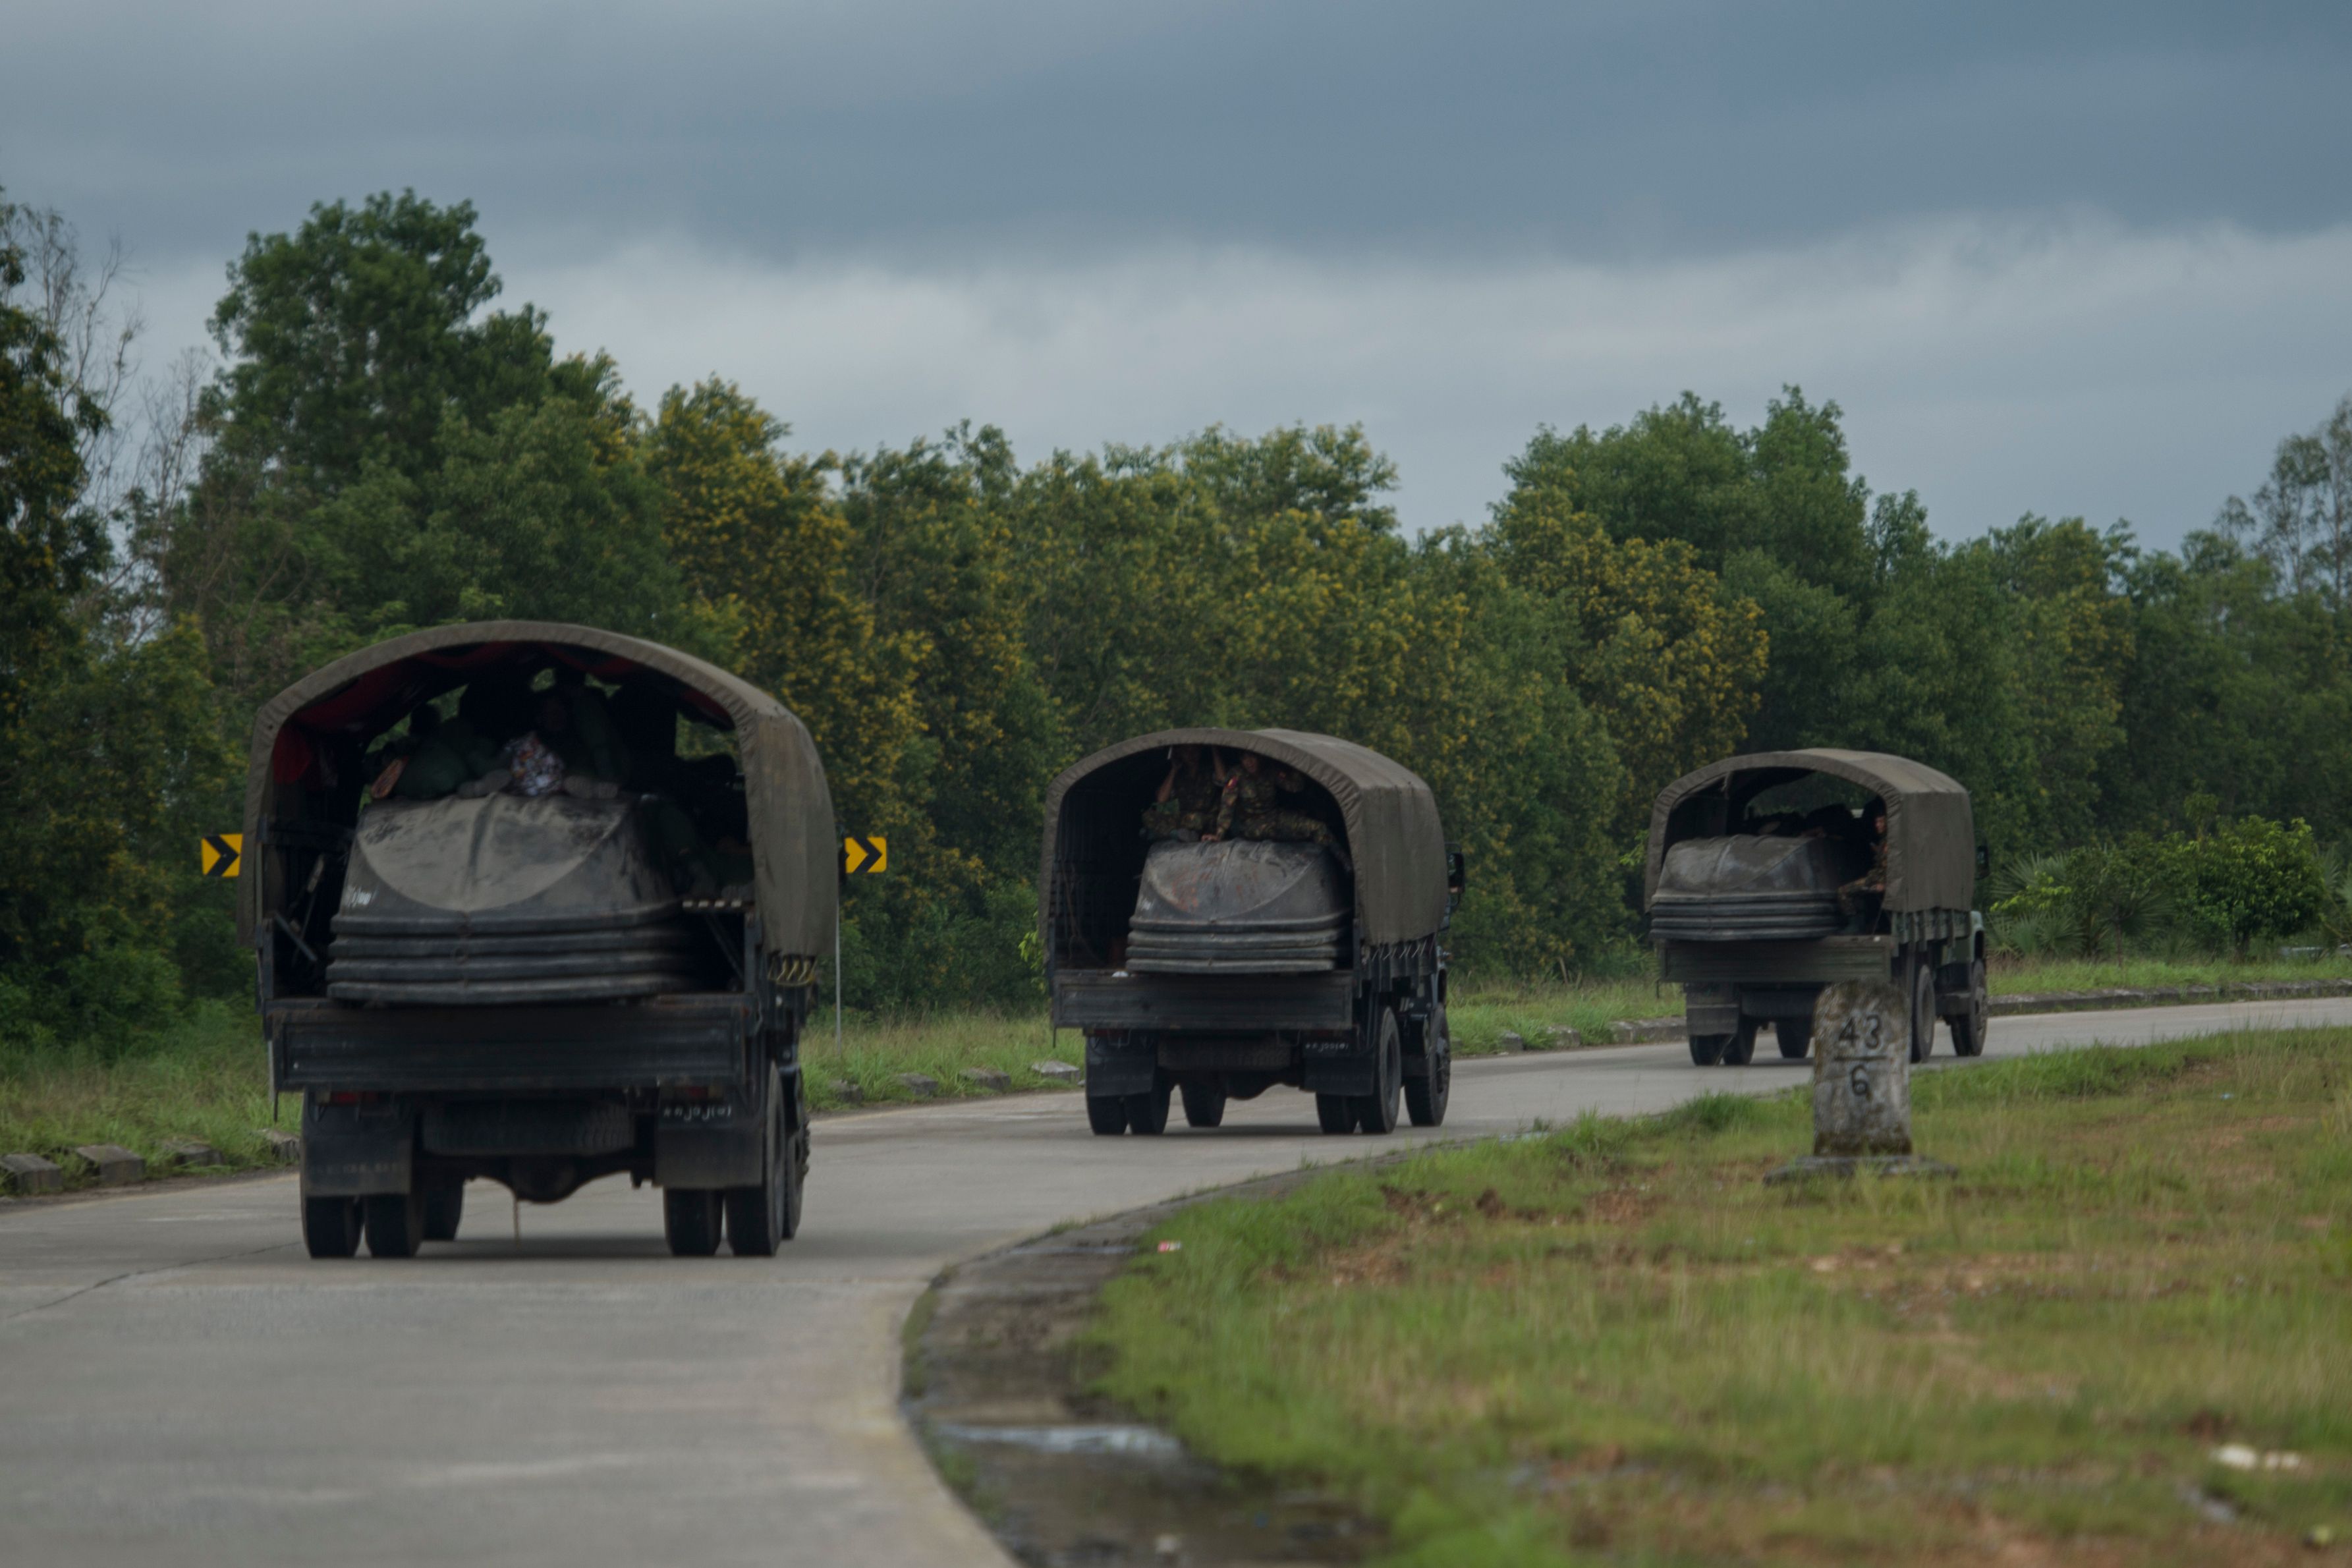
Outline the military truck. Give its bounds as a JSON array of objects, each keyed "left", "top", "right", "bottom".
[
  {"left": 1040, "top": 729, "right": 1461, "bottom": 1135},
  {"left": 1645, "top": 748, "right": 1987, "bottom": 1065},
  {"left": 240, "top": 622, "right": 836, "bottom": 1259}
]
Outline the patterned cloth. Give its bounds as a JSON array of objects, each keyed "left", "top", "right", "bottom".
[
  {"left": 1142, "top": 768, "right": 1223, "bottom": 839},
  {"left": 1216, "top": 765, "right": 1333, "bottom": 845},
  {"left": 503, "top": 732, "right": 567, "bottom": 797}
]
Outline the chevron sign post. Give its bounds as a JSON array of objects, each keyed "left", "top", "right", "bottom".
[{"left": 836, "top": 836, "right": 887, "bottom": 1051}]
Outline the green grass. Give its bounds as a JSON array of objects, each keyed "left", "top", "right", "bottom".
[
  {"left": 0, "top": 1001, "right": 297, "bottom": 1183},
  {"left": 1446, "top": 976, "right": 1680, "bottom": 1054},
  {"left": 806, "top": 1006, "right": 1074, "bottom": 1109},
  {"left": 1090, "top": 1028, "right": 2352, "bottom": 1566},
  {"left": 1984, "top": 951, "right": 2352, "bottom": 995}
]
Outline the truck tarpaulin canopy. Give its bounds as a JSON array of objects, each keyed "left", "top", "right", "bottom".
[
  {"left": 1645, "top": 749, "right": 1976, "bottom": 915},
  {"left": 239, "top": 621, "right": 837, "bottom": 959},
  {"left": 1041, "top": 728, "right": 1449, "bottom": 949}
]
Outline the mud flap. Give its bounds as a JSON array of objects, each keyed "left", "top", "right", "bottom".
[
  {"left": 1084, "top": 1033, "right": 1158, "bottom": 1098},
  {"left": 300, "top": 1098, "right": 414, "bottom": 1197},
  {"left": 654, "top": 1092, "right": 764, "bottom": 1190},
  {"left": 1301, "top": 1036, "right": 1374, "bottom": 1097},
  {"left": 1685, "top": 984, "right": 1739, "bottom": 1038}
]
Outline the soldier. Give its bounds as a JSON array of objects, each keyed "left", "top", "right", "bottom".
[
  {"left": 1837, "top": 804, "right": 1890, "bottom": 917},
  {"left": 1142, "top": 745, "right": 1220, "bottom": 840},
  {"left": 1206, "top": 753, "right": 1334, "bottom": 847}
]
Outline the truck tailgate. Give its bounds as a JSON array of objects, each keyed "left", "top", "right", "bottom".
[
  {"left": 271, "top": 994, "right": 752, "bottom": 1093},
  {"left": 1051, "top": 969, "right": 1355, "bottom": 1032}
]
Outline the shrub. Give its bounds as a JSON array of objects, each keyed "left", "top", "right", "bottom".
[{"left": 1988, "top": 816, "right": 2334, "bottom": 957}]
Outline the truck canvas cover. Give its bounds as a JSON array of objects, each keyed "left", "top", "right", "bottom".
[
  {"left": 239, "top": 621, "right": 837, "bottom": 961},
  {"left": 1644, "top": 748, "right": 1976, "bottom": 916},
  {"left": 1040, "top": 727, "right": 1449, "bottom": 953}
]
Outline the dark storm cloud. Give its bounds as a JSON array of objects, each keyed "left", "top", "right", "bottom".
[{"left": 6, "top": 0, "right": 2349, "bottom": 264}]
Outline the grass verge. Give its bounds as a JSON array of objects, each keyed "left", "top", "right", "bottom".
[
  {"left": 1090, "top": 1027, "right": 2352, "bottom": 1566},
  {"left": 0, "top": 1001, "right": 296, "bottom": 1181}
]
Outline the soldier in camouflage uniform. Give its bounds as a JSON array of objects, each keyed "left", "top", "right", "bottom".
[
  {"left": 1142, "top": 745, "right": 1221, "bottom": 840},
  {"left": 1207, "top": 752, "right": 1334, "bottom": 846},
  {"left": 1837, "top": 806, "right": 1890, "bottom": 918}
]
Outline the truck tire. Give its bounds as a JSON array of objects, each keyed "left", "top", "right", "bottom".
[
  {"left": 1315, "top": 1094, "right": 1353, "bottom": 1134},
  {"left": 1086, "top": 1093, "right": 1129, "bottom": 1135},
  {"left": 727, "top": 1067, "right": 800, "bottom": 1256},
  {"left": 1949, "top": 957, "right": 1989, "bottom": 1057},
  {"left": 1404, "top": 1004, "right": 1451, "bottom": 1128},
  {"left": 363, "top": 1190, "right": 426, "bottom": 1258},
  {"left": 1909, "top": 959, "right": 1938, "bottom": 1063},
  {"left": 302, "top": 1195, "right": 362, "bottom": 1258},
  {"left": 664, "top": 1189, "right": 723, "bottom": 1256},
  {"left": 1353, "top": 1010, "right": 1403, "bottom": 1134},
  {"left": 1125, "top": 1077, "right": 1173, "bottom": 1136},
  {"left": 1179, "top": 1082, "right": 1227, "bottom": 1129},
  {"left": 1776, "top": 1017, "right": 1814, "bottom": 1060},
  {"left": 1688, "top": 1034, "right": 1726, "bottom": 1066},
  {"left": 1718, "top": 1017, "right": 1760, "bottom": 1067},
  {"left": 422, "top": 1182, "right": 465, "bottom": 1242}
]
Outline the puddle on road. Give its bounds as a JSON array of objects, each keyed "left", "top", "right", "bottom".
[{"left": 907, "top": 1175, "right": 1379, "bottom": 1566}]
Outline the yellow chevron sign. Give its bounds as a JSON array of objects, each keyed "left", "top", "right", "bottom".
[
  {"left": 841, "top": 835, "right": 887, "bottom": 875},
  {"left": 200, "top": 833, "right": 242, "bottom": 878}
]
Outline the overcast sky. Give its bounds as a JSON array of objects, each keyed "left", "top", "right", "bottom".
[{"left": 7, "top": 0, "right": 2349, "bottom": 544}]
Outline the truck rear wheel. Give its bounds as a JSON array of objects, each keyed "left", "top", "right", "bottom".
[
  {"left": 422, "top": 1182, "right": 465, "bottom": 1242},
  {"left": 726, "top": 1067, "right": 800, "bottom": 1256},
  {"left": 1353, "top": 1010, "right": 1403, "bottom": 1134},
  {"left": 664, "top": 1189, "right": 723, "bottom": 1256},
  {"left": 1949, "top": 957, "right": 1989, "bottom": 1057},
  {"left": 1776, "top": 1017, "right": 1814, "bottom": 1060},
  {"left": 1688, "top": 1034, "right": 1726, "bottom": 1066},
  {"left": 1404, "top": 1004, "right": 1451, "bottom": 1128},
  {"left": 1909, "top": 959, "right": 1938, "bottom": 1063},
  {"left": 363, "top": 1190, "right": 426, "bottom": 1258},
  {"left": 1717, "top": 1017, "right": 1760, "bottom": 1067},
  {"left": 1315, "top": 1094, "right": 1353, "bottom": 1134},
  {"left": 302, "top": 1195, "right": 362, "bottom": 1258},
  {"left": 1125, "top": 1078, "right": 1172, "bottom": 1136},
  {"left": 1179, "top": 1082, "right": 1227, "bottom": 1129},
  {"left": 1086, "top": 1093, "right": 1129, "bottom": 1135}
]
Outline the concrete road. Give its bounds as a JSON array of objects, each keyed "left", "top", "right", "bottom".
[{"left": 4, "top": 997, "right": 2346, "bottom": 1567}]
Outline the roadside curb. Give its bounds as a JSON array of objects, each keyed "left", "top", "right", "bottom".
[
  {"left": 1988, "top": 978, "right": 2352, "bottom": 1015},
  {"left": 905, "top": 1161, "right": 1398, "bottom": 1566}
]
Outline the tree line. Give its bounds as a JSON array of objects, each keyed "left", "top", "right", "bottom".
[{"left": 5, "top": 186, "right": 2349, "bottom": 1044}]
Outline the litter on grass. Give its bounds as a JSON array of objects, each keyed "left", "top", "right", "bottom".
[{"left": 2210, "top": 1444, "right": 2303, "bottom": 1471}]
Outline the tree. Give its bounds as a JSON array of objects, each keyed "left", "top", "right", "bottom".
[
  {"left": 172, "top": 192, "right": 681, "bottom": 707},
  {"left": 1, "top": 209, "right": 103, "bottom": 690},
  {"left": 204, "top": 191, "right": 554, "bottom": 493},
  {"left": 1490, "top": 441, "right": 1766, "bottom": 834},
  {"left": 1, "top": 193, "right": 239, "bottom": 1042},
  {"left": 644, "top": 378, "right": 923, "bottom": 845},
  {"left": 2098, "top": 531, "right": 2352, "bottom": 839},
  {"left": 2220, "top": 393, "right": 2352, "bottom": 613}
]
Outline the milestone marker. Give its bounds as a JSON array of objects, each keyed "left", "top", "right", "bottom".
[{"left": 1766, "top": 979, "right": 1955, "bottom": 1183}]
